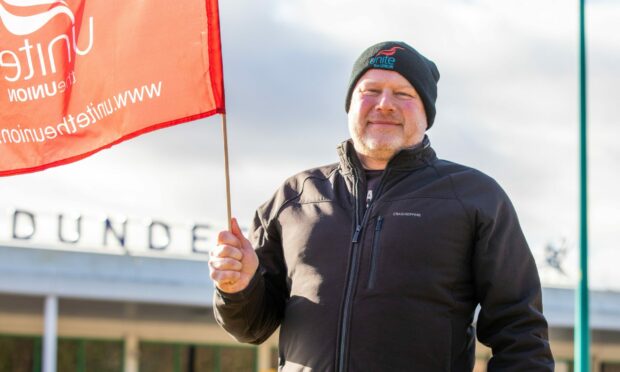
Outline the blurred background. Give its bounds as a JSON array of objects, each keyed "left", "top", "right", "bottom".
[{"left": 1, "top": 0, "right": 619, "bottom": 371}]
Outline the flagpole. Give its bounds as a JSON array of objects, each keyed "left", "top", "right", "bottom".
[
  {"left": 221, "top": 113, "right": 232, "bottom": 231},
  {"left": 575, "top": 0, "right": 590, "bottom": 370}
]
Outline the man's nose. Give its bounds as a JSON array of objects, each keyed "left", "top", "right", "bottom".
[{"left": 376, "top": 91, "right": 396, "bottom": 111}]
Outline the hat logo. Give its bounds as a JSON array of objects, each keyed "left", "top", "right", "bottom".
[
  {"left": 369, "top": 46, "right": 404, "bottom": 69},
  {"left": 375, "top": 46, "right": 404, "bottom": 57}
]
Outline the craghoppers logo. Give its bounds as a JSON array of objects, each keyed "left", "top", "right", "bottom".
[
  {"left": 368, "top": 46, "right": 404, "bottom": 69},
  {"left": 0, "top": 0, "right": 94, "bottom": 102},
  {"left": 393, "top": 211, "right": 422, "bottom": 218}
]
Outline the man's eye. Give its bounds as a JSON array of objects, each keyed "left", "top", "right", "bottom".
[
  {"left": 396, "top": 92, "right": 413, "bottom": 98},
  {"left": 361, "top": 89, "right": 380, "bottom": 96}
]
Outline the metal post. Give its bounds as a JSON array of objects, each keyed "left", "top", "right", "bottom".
[
  {"left": 575, "top": 0, "right": 590, "bottom": 371},
  {"left": 257, "top": 343, "right": 271, "bottom": 372},
  {"left": 43, "top": 295, "right": 58, "bottom": 372},
  {"left": 124, "top": 334, "right": 139, "bottom": 372}
]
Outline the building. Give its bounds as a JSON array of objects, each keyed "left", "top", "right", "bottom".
[{"left": 1, "top": 208, "right": 619, "bottom": 371}]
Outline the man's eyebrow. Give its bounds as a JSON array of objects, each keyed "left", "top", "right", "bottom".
[{"left": 361, "top": 80, "right": 415, "bottom": 90}]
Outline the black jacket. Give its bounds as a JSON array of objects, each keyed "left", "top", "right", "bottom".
[{"left": 214, "top": 137, "right": 554, "bottom": 371}]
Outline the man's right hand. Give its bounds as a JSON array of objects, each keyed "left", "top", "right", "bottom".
[{"left": 209, "top": 217, "right": 259, "bottom": 294}]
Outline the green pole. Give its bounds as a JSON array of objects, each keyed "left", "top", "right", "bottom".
[{"left": 575, "top": 0, "right": 590, "bottom": 371}]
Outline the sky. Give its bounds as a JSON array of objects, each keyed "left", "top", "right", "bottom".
[{"left": 1, "top": 0, "right": 619, "bottom": 290}]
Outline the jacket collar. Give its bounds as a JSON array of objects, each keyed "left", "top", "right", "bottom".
[{"left": 337, "top": 135, "right": 436, "bottom": 175}]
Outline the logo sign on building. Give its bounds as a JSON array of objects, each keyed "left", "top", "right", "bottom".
[
  {"left": 3, "top": 207, "right": 221, "bottom": 258},
  {"left": 0, "top": 0, "right": 225, "bottom": 176}
]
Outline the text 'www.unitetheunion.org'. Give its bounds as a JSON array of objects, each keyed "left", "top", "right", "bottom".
[{"left": 0, "top": 81, "right": 163, "bottom": 145}]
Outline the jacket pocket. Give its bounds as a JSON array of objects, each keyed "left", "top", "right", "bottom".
[{"left": 367, "top": 216, "right": 384, "bottom": 289}]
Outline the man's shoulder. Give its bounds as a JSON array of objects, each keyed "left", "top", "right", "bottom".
[
  {"left": 256, "top": 163, "right": 340, "bottom": 217},
  {"left": 278, "top": 163, "right": 341, "bottom": 201},
  {"left": 431, "top": 158, "right": 508, "bottom": 202},
  {"left": 282, "top": 162, "right": 340, "bottom": 189},
  {"left": 432, "top": 158, "right": 496, "bottom": 183}
]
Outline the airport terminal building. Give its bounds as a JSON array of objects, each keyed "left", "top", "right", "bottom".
[{"left": 1, "top": 207, "right": 619, "bottom": 372}]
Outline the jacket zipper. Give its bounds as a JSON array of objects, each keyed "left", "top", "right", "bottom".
[
  {"left": 337, "top": 170, "right": 361, "bottom": 372},
  {"left": 367, "top": 216, "right": 384, "bottom": 289},
  {"left": 336, "top": 169, "right": 390, "bottom": 372}
]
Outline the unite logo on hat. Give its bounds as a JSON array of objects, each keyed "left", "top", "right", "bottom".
[{"left": 368, "top": 46, "right": 404, "bottom": 70}]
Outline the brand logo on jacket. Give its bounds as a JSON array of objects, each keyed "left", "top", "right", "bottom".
[{"left": 393, "top": 211, "right": 422, "bottom": 218}]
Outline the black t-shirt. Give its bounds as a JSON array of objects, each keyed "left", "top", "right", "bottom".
[{"left": 364, "top": 170, "right": 383, "bottom": 209}]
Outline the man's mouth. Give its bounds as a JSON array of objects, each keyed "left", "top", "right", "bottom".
[{"left": 368, "top": 120, "right": 400, "bottom": 126}]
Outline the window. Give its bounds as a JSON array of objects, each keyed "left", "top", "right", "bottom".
[
  {"left": 602, "top": 362, "right": 620, "bottom": 372},
  {"left": 192, "top": 346, "right": 217, "bottom": 371},
  {"left": 83, "top": 340, "right": 123, "bottom": 372},
  {"left": 57, "top": 338, "right": 123, "bottom": 372},
  {"left": 219, "top": 346, "right": 255, "bottom": 372},
  {"left": 139, "top": 342, "right": 256, "bottom": 372},
  {"left": 0, "top": 335, "right": 122, "bottom": 372},
  {"left": 139, "top": 343, "right": 178, "bottom": 372},
  {"left": 0, "top": 335, "right": 40, "bottom": 372}
]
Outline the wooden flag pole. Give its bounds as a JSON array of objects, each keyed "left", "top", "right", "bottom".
[{"left": 221, "top": 113, "right": 232, "bottom": 231}]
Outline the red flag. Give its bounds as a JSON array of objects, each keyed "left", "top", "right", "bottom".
[{"left": 0, "top": 0, "right": 225, "bottom": 176}]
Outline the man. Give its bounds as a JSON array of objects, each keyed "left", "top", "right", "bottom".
[{"left": 209, "top": 41, "right": 554, "bottom": 371}]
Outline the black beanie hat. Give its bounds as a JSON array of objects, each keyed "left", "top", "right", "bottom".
[{"left": 345, "top": 41, "right": 440, "bottom": 129}]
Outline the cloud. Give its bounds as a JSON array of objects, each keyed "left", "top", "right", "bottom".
[{"left": 2, "top": 0, "right": 618, "bottom": 288}]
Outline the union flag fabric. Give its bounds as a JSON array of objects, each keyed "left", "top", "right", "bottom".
[{"left": 0, "top": 0, "right": 225, "bottom": 176}]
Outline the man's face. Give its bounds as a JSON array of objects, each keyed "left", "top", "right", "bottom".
[{"left": 347, "top": 69, "right": 428, "bottom": 165}]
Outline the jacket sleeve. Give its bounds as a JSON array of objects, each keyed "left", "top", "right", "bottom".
[
  {"left": 469, "top": 179, "right": 554, "bottom": 371},
  {"left": 213, "top": 207, "right": 289, "bottom": 345}
]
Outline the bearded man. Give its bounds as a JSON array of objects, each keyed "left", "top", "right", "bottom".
[{"left": 209, "top": 41, "right": 554, "bottom": 372}]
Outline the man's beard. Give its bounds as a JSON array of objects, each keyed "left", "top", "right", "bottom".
[{"left": 354, "top": 129, "right": 405, "bottom": 161}]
